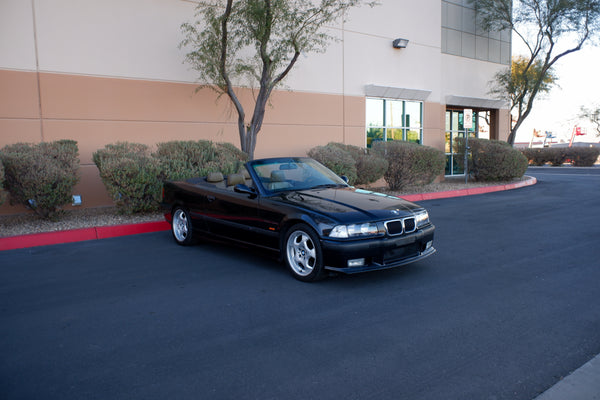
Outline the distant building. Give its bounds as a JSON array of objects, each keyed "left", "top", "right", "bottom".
[{"left": 0, "top": 0, "right": 511, "bottom": 212}]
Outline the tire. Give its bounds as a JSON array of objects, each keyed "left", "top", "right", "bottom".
[
  {"left": 283, "top": 223, "right": 325, "bottom": 282},
  {"left": 171, "top": 207, "right": 195, "bottom": 246}
]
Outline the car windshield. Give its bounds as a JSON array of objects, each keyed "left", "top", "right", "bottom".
[{"left": 248, "top": 158, "right": 349, "bottom": 193}]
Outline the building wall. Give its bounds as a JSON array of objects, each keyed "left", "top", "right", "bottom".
[{"left": 0, "top": 0, "right": 509, "bottom": 214}]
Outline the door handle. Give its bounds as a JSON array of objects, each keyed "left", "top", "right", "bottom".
[{"left": 207, "top": 195, "right": 216, "bottom": 202}]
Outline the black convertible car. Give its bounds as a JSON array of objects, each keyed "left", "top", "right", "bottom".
[{"left": 161, "top": 157, "right": 435, "bottom": 281}]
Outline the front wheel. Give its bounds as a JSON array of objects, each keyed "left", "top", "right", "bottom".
[
  {"left": 284, "top": 223, "right": 325, "bottom": 282},
  {"left": 171, "top": 208, "right": 195, "bottom": 246}
]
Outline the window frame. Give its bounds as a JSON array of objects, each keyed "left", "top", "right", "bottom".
[{"left": 366, "top": 98, "right": 423, "bottom": 147}]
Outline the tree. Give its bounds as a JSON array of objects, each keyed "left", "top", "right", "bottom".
[
  {"left": 180, "top": 0, "right": 376, "bottom": 159},
  {"left": 475, "top": 0, "right": 600, "bottom": 145},
  {"left": 489, "top": 55, "right": 558, "bottom": 128},
  {"left": 579, "top": 105, "right": 600, "bottom": 136}
]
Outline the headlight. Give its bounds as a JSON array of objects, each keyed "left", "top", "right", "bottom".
[
  {"left": 329, "top": 223, "right": 380, "bottom": 238},
  {"left": 415, "top": 210, "right": 430, "bottom": 228}
]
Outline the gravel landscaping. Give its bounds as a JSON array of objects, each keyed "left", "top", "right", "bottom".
[
  {"left": 0, "top": 176, "right": 525, "bottom": 238},
  {"left": 0, "top": 207, "right": 164, "bottom": 238}
]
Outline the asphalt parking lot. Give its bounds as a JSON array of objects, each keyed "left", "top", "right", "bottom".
[{"left": 1, "top": 167, "right": 599, "bottom": 400}]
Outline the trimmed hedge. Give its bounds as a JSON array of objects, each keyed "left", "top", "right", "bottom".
[
  {"left": 213, "top": 142, "right": 250, "bottom": 174},
  {"left": 372, "top": 141, "right": 445, "bottom": 190},
  {"left": 569, "top": 147, "right": 600, "bottom": 166},
  {"left": 455, "top": 138, "right": 528, "bottom": 181},
  {"left": 153, "top": 140, "right": 248, "bottom": 181},
  {"left": 0, "top": 159, "right": 5, "bottom": 206},
  {"left": 308, "top": 144, "right": 358, "bottom": 185},
  {"left": 327, "top": 143, "right": 388, "bottom": 185},
  {"left": 520, "top": 148, "right": 547, "bottom": 166},
  {"left": 93, "top": 141, "right": 249, "bottom": 214},
  {"left": 93, "top": 142, "right": 162, "bottom": 214},
  {"left": 521, "top": 147, "right": 600, "bottom": 167},
  {"left": 0, "top": 140, "right": 80, "bottom": 220},
  {"left": 546, "top": 148, "right": 568, "bottom": 166}
]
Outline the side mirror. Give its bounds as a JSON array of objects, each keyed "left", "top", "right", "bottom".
[
  {"left": 234, "top": 184, "right": 257, "bottom": 198},
  {"left": 340, "top": 175, "right": 349, "bottom": 183}
]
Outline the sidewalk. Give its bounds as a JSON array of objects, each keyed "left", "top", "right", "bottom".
[
  {"left": 534, "top": 354, "right": 600, "bottom": 400},
  {"left": 0, "top": 176, "right": 538, "bottom": 251}
]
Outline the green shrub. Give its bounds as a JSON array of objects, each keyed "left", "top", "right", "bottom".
[
  {"left": 567, "top": 147, "right": 600, "bottom": 167},
  {"left": 372, "top": 141, "right": 445, "bottom": 190},
  {"left": 92, "top": 142, "right": 149, "bottom": 170},
  {"left": 0, "top": 159, "right": 6, "bottom": 206},
  {"left": 0, "top": 140, "right": 80, "bottom": 220},
  {"left": 455, "top": 138, "right": 528, "bottom": 181},
  {"left": 94, "top": 141, "right": 249, "bottom": 214},
  {"left": 520, "top": 146, "right": 599, "bottom": 167},
  {"left": 153, "top": 140, "right": 215, "bottom": 180},
  {"left": 308, "top": 144, "right": 358, "bottom": 184},
  {"left": 545, "top": 147, "right": 568, "bottom": 166},
  {"left": 210, "top": 142, "right": 249, "bottom": 175},
  {"left": 520, "top": 148, "right": 548, "bottom": 166},
  {"left": 93, "top": 142, "right": 162, "bottom": 214},
  {"left": 327, "top": 142, "right": 388, "bottom": 185},
  {"left": 154, "top": 140, "right": 248, "bottom": 180}
]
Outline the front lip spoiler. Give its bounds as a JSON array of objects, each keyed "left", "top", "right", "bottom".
[{"left": 324, "top": 246, "right": 436, "bottom": 274}]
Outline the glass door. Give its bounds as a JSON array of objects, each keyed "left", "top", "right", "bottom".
[{"left": 445, "top": 110, "right": 477, "bottom": 175}]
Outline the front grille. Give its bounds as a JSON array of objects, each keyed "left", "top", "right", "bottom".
[
  {"left": 404, "top": 217, "right": 416, "bottom": 233},
  {"left": 384, "top": 217, "right": 417, "bottom": 236},
  {"left": 385, "top": 220, "right": 404, "bottom": 235}
]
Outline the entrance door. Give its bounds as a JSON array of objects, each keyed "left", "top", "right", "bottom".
[{"left": 445, "top": 109, "right": 490, "bottom": 175}]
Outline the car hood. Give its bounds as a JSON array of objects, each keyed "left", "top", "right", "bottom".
[{"left": 277, "top": 187, "right": 423, "bottom": 222}]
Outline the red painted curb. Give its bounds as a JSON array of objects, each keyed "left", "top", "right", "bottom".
[
  {"left": 421, "top": 190, "right": 466, "bottom": 200},
  {"left": 0, "top": 177, "right": 536, "bottom": 251},
  {"left": 400, "top": 194, "right": 423, "bottom": 202},
  {"left": 0, "top": 227, "right": 98, "bottom": 251},
  {"left": 400, "top": 176, "right": 537, "bottom": 202},
  {"left": 95, "top": 221, "right": 170, "bottom": 239},
  {"left": 0, "top": 221, "right": 170, "bottom": 251}
]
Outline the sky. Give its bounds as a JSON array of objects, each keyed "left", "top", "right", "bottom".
[{"left": 513, "top": 42, "right": 600, "bottom": 145}]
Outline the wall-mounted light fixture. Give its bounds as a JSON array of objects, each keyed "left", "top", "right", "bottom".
[{"left": 392, "top": 38, "right": 409, "bottom": 49}]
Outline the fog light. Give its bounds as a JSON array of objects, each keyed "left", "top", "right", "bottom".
[
  {"left": 348, "top": 258, "right": 365, "bottom": 267},
  {"left": 426, "top": 241, "right": 433, "bottom": 250}
]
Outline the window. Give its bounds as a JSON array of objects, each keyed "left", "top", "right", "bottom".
[
  {"left": 366, "top": 98, "right": 423, "bottom": 147},
  {"left": 441, "top": 0, "right": 511, "bottom": 65}
]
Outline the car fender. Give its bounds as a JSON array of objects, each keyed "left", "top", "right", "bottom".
[{"left": 277, "top": 211, "right": 337, "bottom": 248}]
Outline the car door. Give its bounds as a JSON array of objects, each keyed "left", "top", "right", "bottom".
[{"left": 202, "top": 185, "right": 259, "bottom": 242}]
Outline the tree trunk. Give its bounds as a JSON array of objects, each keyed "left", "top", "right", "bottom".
[{"left": 241, "top": 126, "right": 257, "bottom": 161}]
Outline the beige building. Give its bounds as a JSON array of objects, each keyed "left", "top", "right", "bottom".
[{"left": 0, "top": 0, "right": 510, "bottom": 214}]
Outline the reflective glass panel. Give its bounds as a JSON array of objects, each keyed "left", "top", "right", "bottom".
[
  {"left": 387, "top": 128, "right": 403, "bottom": 141},
  {"left": 406, "top": 130, "right": 421, "bottom": 143},
  {"left": 385, "top": 100, "right": 403, "bottom": 128},
  {"left": 366, "top": 98, "right": 384, "bottom": 127},
  {"left": 405, "top": 101, "right": 422, "bottom": 128},
  {"left": 366, "top": 127, "right": 384, "bottom": 147}
]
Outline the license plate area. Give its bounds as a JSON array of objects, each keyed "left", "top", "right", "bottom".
[{"left": 383, "top": 243, "right": 419, "bottom": 263}]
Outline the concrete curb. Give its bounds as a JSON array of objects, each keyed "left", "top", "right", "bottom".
[{"left": 0, "top": 176, "right": 537, "bottom": 251}]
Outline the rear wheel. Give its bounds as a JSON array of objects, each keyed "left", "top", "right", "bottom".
[
  {"left": 171, "top": 208, "right": 195, "bottom": 246},
  {"left": 284, "top": 223, "right": 325, "bottom": 282}
]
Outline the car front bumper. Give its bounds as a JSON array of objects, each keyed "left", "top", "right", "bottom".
[{"left": 321, "top": 224, "right": 435, "bottom": 274}]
